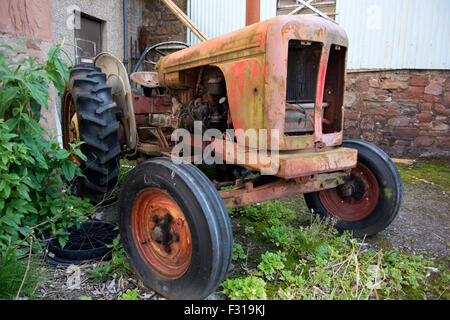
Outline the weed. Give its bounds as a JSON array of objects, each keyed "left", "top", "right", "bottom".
[
  {"left": 256, "top": 251, "right": 286, "bottom": 281},
  {"left": 118, "top": 289, "right": 140, "bottom": 300},
  {"left": 87, "top": 235, "right": 131, "bottom": 283},
  {"left": 221, "top": 200, "right": 449, "bottom": 300},
  {"left": 0, "top": 246, "right": 44, "bottom": 299},
  {"left": 221, "top": 277, "right": 267, "bottom": 300},
  {"left": 232, "top": 243, "right": 247, "bottom": 261}
]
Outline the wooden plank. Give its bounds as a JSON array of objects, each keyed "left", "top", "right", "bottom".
[
  {"left": 296, "top": 0, "right": 332, "bottom": 21},
  {"left": 160, "top": 0, "right": 209, "bottom": 42},
  {"left": 287, "top": 0, "right": 313, "bottom": 15},
  {"left": 278, "top": 0, "right": 336, "bottom": 17},
  {"left": 392, "top": 158, "right": 416, "bottom": 166},
  {"left": 278, "top": 2, "right": 336, "bottom": 18}
]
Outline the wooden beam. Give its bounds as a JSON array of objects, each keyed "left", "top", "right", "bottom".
[
  {"left": 296, "top": 0, "right": 334, "bottom": 22},
  {"left": 160, "top": 0, "right": 209, "bottom": 42},
  {"left": 288, "top": 0, "right": 314, "bottom": 15}
]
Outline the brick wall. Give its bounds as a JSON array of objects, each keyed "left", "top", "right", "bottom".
[{"left": 344, "top": 70, "right": 450, "bottom": 158}]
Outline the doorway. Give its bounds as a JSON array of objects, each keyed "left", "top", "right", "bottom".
[{"left": 75, "top": 14, "right": 103, "bottom": 64}]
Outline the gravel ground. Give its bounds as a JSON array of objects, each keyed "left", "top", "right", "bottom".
[
  {"left": 367, "top": 183, "right": 449, "bottom": 259},
  {"left": 35, "top": 180, "right": 449, "bottom": 300}
]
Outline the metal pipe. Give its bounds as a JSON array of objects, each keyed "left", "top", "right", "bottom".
[
  {"left": 123, "top": 0, "right": 129, "bottom": 72},
  {"left": 246, "top": 0, "right": 261, "bottom": 26},
  {"left": 132, "top": 41, "right": 189, "bottom": 74}
]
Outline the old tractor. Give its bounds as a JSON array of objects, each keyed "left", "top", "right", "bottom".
[{"left": 62, "top": 15, "right": 402, "bottom": 300}]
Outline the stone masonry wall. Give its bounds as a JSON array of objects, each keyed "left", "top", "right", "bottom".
[
  {"left": 0, "top": 0, "right": 59, "bottom": 139},
  {"left": 344, "top": 70, "right": 450, "bottom": 158},
  {"left": 141, "top": 0, "right": 187, "bottom": 49}
]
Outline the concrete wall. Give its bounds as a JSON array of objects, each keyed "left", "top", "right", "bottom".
[{"left": 52, "top": 0, "right": 125, "bottom": 63}]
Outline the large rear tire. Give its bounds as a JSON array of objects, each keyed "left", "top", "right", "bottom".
[
  {"left": 118, "top": 157, "right": 233, "bottom": 300},
  {"left": 304, "top": 140, "right": 402, "bottom": 237},
  {"left": 62, "top": 64, "right": 121, "bottom": 203}
]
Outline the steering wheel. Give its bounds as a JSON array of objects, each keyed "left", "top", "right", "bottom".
[{"left": 132, "top": 41, "right": 190, "bottom": 74}]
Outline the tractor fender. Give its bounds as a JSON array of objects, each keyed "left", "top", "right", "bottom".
[{"left": 94, "top": 52, "right": 137, "bottom": 150}]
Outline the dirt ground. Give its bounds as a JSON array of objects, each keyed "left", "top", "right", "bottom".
[
  {"left": 35, "top": 179, "right": 449, "bottom": 300},
  {"left": 368, "top": 183, "right": 449, "bottom": 259}
]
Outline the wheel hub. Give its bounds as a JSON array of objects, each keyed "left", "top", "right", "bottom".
[
  {"left": 319, "top": 162, "right": 380, "bottom": 222},
  {"left": 62, "top": 92, "right": 82, "bottom": 166},
  {"left": 131, "top": 189, "right": 192, "bottom": 280},
  {"left": 150, "top": 212, "right": 180, "bottom": 253}
]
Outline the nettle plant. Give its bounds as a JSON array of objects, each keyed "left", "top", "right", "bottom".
[{"left": 0, "top": 43, "right": 92, "bottom": 257}]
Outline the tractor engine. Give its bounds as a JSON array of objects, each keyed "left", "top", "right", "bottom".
[{"left": 171, "top": 68, "right": 231, "bottom": 134}]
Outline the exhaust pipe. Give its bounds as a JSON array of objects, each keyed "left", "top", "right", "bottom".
[{"left": 246, "top": 0, "right": 261, "bottom": 26}]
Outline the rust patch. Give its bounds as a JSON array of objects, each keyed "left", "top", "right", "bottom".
[
  {"left": 132, "top": 94, "right": 172, "bottom": 114},
  {"left": 220, "top": 172, "right": 347, "bottom": 209},
  {"left": 131, "top": 188, "right": 192, "bottom": 280}
]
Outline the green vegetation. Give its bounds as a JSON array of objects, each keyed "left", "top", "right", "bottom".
[
  {"left": 118, "top": 289, "right": 140, "bottom": 300},
  {"left": 87, "top": 235, "right": 132, "bottom": 283},
  {"left": 224, "top": 201, "right": 449, "bottom": 300},
  {"left": 232, "top": 243, "right": 247, "bottom": 261},
  {"left": 0, "top": 43, "right": 92, "bottom": 299},
  {"left": 396, "top": 159, "right": 450, "bottom": 191},
  {"left": 0, "top": 252, "right": 44, "bottom": 299},
  {"left": 222, "top": 277, "right": 267, "bottom": 300}
]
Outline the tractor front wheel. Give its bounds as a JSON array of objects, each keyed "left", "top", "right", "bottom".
[
  {"left": 118, "top": 157, "right": 233, "bottom": 300},
  {"left": 304, "top": 140, "right": 403, "bottom": 237}
]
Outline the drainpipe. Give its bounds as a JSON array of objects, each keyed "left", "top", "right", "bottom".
[
  {"left": 246, "top": 0, "right": 261, "bottom": 26},
  {"left": 123, "top": 0, "right": 129, "bottom": 72}
]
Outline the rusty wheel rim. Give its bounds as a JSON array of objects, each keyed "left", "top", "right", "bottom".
[
  {"left": 62, "top": 91, "right": 81, "bottom": 166},
  {"left": 319, "top": 162, "right": 379, "bottom": 222},
  {"left": 131, "top": 188, "right": 192, "bottom": 280}
]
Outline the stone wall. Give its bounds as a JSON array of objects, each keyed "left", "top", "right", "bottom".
[
  {"left": 141, "top": 0, "right": 187, "bottom": 48},
  {"left": 344, "top": 70, "right": 450, "bottom": 158},
  {"left": 0, "top": 0, "right": 59, "bottom": 139}
]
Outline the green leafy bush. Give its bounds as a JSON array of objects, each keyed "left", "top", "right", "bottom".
[{"left": 0, "top": 43, "right": 92, "bottom": 256}]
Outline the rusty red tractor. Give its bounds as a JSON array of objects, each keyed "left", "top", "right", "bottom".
[{"left": 62, "top": 15, "right": 402, "bottom": 299}]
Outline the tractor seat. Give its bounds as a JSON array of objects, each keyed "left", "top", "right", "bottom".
[{"left": 130, "top": 71, "right": 160, "bottom": 88}]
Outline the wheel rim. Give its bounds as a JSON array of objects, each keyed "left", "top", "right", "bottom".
[
  {"left": 62, "top": 91, "right": 81, "bottom": 166},
  {"left": 319, "top": 162, "right": 380, "bottom": 222},
  {"left": 131, "top": 188, "right": 192, "bottom": 280}
]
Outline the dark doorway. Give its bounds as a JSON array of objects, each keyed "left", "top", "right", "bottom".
[{"left": 75, "top": 14, "right": 103, "bottom": 64}]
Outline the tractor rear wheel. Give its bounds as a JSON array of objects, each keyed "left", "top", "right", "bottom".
[
  {"left": 118, "top": 157, "right": 233, "bottom": 300},
  {"left": 304, "top": 140, "right": 402, "bottom": 237},
  {"left": 62, "top": 64, "right": 121, "bottom": 203}
]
